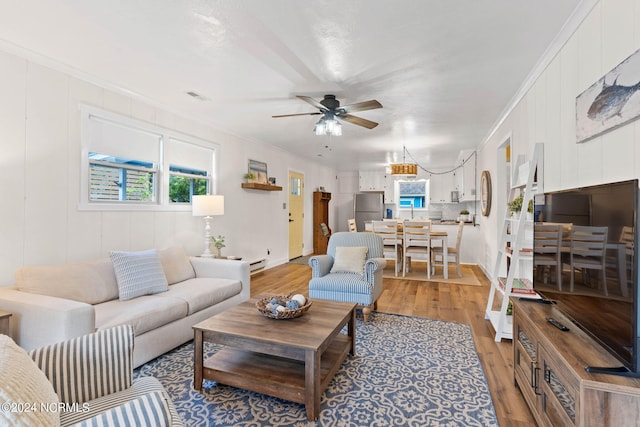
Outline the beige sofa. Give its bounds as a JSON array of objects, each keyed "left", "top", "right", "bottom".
[{"left": 0, "top": 246, "right": 250, "bottom": 367}]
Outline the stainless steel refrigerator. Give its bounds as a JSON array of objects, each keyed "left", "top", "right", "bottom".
[{"left": 354, "top": 193, "right": 384, "bottom": 231}]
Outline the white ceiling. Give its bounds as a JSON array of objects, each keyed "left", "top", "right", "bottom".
[{"left": 0, "top": 0, "right": 585, "bottom": 171}]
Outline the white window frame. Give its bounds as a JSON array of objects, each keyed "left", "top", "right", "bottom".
[{"left": 79, "top": 105, "right": 219, "bottom": 211}]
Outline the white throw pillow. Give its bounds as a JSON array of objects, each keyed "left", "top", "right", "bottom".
[
  {"left": 0, "top": 335, "right": 61, "bottom": 426},
  {"left": 331, "top": 246, "right": 368, "bottom": 276},
  {"left": 158, "top": 245, "right": 196, "bottom": 285},
  {"left": 110, "top": 249, "right": 169, "bottom": 301}
]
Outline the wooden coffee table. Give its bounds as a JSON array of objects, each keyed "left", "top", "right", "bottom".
[{"left": 193, "top": 298, "right": 356, "bottom": 420}]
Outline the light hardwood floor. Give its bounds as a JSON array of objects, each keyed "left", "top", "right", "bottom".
[{"left": 250, "top": 262, "right": 536, "bottom": 427}]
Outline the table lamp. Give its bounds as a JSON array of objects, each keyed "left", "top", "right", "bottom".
[{"left": 192, "top": 194, "right": 224, "bottom": 257}]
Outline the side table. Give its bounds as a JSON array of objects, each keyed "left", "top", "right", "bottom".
[{"left": 0, "top": 310, "right": 11, "bottom": 336}]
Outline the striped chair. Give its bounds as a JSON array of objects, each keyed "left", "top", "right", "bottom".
[
  {"left": 308, "top": 232, "right": 386, "bottom": 322},
  {"left": 28, "top": 324, "right": 183, "bottom": 427}
]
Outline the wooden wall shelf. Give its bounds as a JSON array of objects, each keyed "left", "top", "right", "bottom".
[{"left": 241, "top": 183, "right": 282, "bottom": 191}]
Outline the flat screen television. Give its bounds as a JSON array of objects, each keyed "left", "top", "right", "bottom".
[{"left": 533, "top": 179, "right": 640, "bottom": 376}]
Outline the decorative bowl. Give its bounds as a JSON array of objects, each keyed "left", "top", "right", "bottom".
[{"left": 256, "top": 295, "right": 312, "bottom": 320}]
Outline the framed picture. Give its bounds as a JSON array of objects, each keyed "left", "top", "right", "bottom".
[
  {"left": 248, "top": 160, "right": 268, "bottom": 184},
  {"left": 576, "top": 47, "right": 640, "bottom": 143}
]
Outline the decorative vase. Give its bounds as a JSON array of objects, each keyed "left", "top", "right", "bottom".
[{"left": 215, "top": 247, "right": 223, "bottom": 258}]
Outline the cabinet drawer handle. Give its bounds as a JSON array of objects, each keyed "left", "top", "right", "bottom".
[
  {"left": 544, "top": 367, "right": 551, "bottom": 384},
  {"left": 533, "top": 365, "right": 541, "bottom": 396}
]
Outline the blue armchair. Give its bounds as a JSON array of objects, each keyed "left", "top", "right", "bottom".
[{"left": 308, "top": 232, "right": 386, "bottom": 321}]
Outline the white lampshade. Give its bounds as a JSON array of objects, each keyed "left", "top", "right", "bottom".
[{"left": 192, "top": 195, "right": 224, "bottom": 217}]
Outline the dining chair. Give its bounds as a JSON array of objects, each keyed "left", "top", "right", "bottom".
[
  {"left": 533, "top": 223, "right": 563, "bottom": 290},
  {"left": 605, "top": 225, "right": 634, "bottom": 294},
  {"left": 620, "top": 226, "right": 635, "bottom": 282},
  {"left": 432, "top": 220, "right": 465, "bottom": 277},
  {"left": 372, "top": 220, "right": 403, "bottom": 276},
  {"left": 347, "top": 218, "right": 357, "bottom": 232},
  {"left": 566, "top": 225, "right": 609, "bottom": 295},
  {"left": 402, "top": 220, "right": 432, "bottom": 278}
]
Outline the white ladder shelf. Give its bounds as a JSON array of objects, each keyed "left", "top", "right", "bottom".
[{"left": 485, "top": 143, "right": 543, "bottom": 341}]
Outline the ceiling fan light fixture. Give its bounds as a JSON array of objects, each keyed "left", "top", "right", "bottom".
[
  {"left": 327, "top": 119, "right": 342, "bottom": 136},
  {"left": 314, "top": 118, "right": 326, "bottom": 135},
  {"left": 274, "top": 94, "right": 382, "bottom": 133},
  {"left": 314, "top": 117, "right": 342, "bottom": 136}
]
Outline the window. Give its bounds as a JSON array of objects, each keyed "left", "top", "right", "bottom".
[
  {"left": 165, "top": 137, "right": 213, "bottom": 204},
  {"left": 169, "top": 165, "right": 209, "bottom": 203},
  {"left": 80, "top": 105, "right": 218, "bottom": 211},
  {"left": 89, "top": 153, "right": 156, "bottom": 202},
  {"left": 398, "top": 180, "right": 429, "bottom": 208}
]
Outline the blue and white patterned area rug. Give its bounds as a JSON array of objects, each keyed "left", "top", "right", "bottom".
[{"left": 135, "top": 313, "right": 498, "bottom": 426}]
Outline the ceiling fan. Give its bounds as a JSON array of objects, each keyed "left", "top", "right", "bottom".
[{"left": 272, "top": 94, "right": 383, "bottom": 130}]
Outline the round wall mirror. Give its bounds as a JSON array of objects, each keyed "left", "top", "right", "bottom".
[{"left": 480, "top": 170, "right": 492, "bottom": 216}]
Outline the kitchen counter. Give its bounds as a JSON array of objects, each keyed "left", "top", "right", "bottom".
[{"left": 437, "top": 221, "right": 476, "bottom": 226}]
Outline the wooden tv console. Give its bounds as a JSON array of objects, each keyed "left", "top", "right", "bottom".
[{"left": 512, "top": 298, "right": 640, "bottom": 426}]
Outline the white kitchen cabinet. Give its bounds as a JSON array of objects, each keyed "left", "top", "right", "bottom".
[
  {"left": 359, "top": 170, "right": 386, "bottom": 192},
  {"left": 456, "top": 150, "right": 477, "bottom": 201},
  {"left": 384, "top": 174, "right": 397, "bottom": 203},
  {"left": 429, "top": 172, "right": 456, "bottom": 203}
]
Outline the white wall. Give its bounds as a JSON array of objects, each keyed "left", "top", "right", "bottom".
[
  {"left": 0, "top": 49, "right": 337, "bottom": 286},
  {"left": 477, "top": 0, "right": 640, "bottom": 275}
]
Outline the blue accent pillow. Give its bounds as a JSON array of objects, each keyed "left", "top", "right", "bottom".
[{"left": 110, "top": 249, "right": 169, "bottom": 301}]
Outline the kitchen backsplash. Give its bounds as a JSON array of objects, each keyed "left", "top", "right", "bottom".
[{"left": 390, "top": 201, "right": 477, "bottom": 221}]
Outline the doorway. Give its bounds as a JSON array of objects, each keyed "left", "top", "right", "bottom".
[{"left": 288, "top": 170, "right": 304, "bottom": 260}]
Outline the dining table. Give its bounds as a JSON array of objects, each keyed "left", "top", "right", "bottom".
[{"left": 371, "top": 220, "right": 449, "bottom": 279}]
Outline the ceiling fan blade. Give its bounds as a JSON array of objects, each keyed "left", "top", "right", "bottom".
[
  {"left": 339, "top": 113, "right": 379, "bottom": 129},
  {"left": 340, "top": 99, "right": 382, "bottom": 113},
  {"left": 296, "top": 95, "right": 327, "bottom": 111},
  {"left": 272, "top": 112, "right": 322, "bottom": 118}
]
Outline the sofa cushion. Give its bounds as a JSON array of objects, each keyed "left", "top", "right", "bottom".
[
  {"left": 0, "top": 334, "right": 61, "bottom": 427},
  {"left": 72, "top": 391, "right": 172, "bottom": 427},
  {"left": 60, "top": 377, "right": 180, "bottom": 427},
  {"left": 330, "top": 246, "right": 368, "bottom": 276},
  {"left": 155, "top": 278, "right": 242, "bottom": 315},
  {"left": 95, "top": 296, "right": 187, "bottom": 336},
  {"left": 110, "top": 249, "right": 169, "bottom": 301},
  {"left": 158, "top": 246, "right": 196, "bottom": 285},
  {"left": 14, "top": 258, "right": 119, "bottom": 305}
]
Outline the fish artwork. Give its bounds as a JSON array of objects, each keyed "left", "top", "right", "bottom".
[{"left": 587, "top": 77, "right": 640, "bottom": 123}]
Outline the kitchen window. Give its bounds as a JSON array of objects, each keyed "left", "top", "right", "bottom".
[{"left": 398, "top": 180, "right": 429, "bottom": 209}]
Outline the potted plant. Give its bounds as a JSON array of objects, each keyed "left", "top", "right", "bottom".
[
  {"left": 244, "top": 171, "right": 257, "bottom": 183},
  {"left": 210, "top": 235, "right": 226, "bottom": 258},
  {"left": 508, "top": 194, "right": 533, "bottom": 218},
  {"left": 459, "top": 209, "right": 470, "bottom": 222}
]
